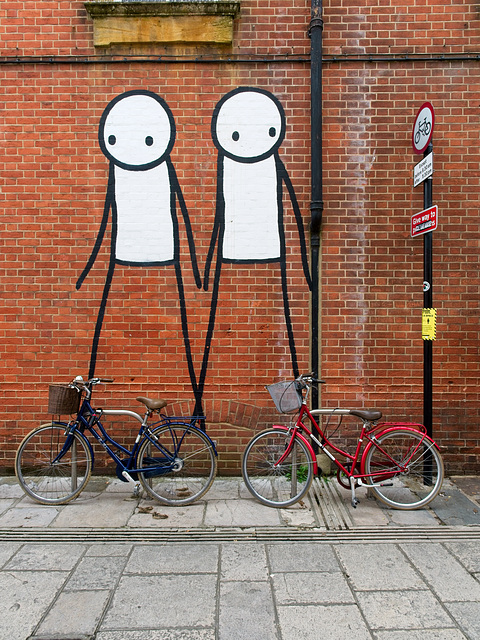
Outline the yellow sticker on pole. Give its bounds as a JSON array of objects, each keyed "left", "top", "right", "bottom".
[{"left": 422, "top": 308, "right": 437, "bottom": 340}]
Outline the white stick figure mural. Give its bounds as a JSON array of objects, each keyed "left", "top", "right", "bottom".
[
  {"left": 76, "top": 90, "right": 201, "bottom": 406},
  {"left": 198, "top": 87, "right": 312, "bottom": 409}
]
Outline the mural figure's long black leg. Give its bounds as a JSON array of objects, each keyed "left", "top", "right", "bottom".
[
  {"left": 280, "top": 259, "right": 299, "bottom": 378},
  {"left": 174, "top": 261, "right": 200, "bottom": 415},
  {"left": 88, "top": 259, "right": 116, "bottom": 379},
  {"left": 196, "top": 254, "right": 223, "bottom": 417}
]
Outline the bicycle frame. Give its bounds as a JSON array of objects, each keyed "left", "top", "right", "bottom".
[
  {"left": 277, "top": 402, "right": 437, "bottom": 499},
  {"left": 62, "top": 396, "right": 214, "bottom": 483}
]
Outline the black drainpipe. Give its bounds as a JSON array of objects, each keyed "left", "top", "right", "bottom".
[{"left": 309, "top": 0, "right": 323, "bottom": 411}]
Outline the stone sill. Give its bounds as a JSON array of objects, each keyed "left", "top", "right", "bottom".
[{"left": 84, "top": 1, "right": 240, "bottom": 47}]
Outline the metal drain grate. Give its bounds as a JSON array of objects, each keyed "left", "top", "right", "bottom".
[
  {"left": 309, "top": 477, "right": 354, "bottom": 529},
  {"left": 2, "top": 526, "right": 480, "bottom": 544}
]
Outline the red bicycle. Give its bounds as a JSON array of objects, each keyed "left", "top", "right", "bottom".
[{"left": 242, "top": 374, "right": 444, "bottom": 510}]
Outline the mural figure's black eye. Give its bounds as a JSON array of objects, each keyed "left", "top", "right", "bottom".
[
  {"left": 232, "top": 131, "right": 240, "bottom": 141},
  {"left": 108, "top": 135, "right": 116, "bottom": 145},
  {"left": 145, "top": 136, "right": 154, "bottom": 146},
  {"left": 269, "top": 127, "right": 276, "bottom": 138}
]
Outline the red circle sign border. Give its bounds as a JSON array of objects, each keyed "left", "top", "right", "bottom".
[{"left": 412, "top": 102, "right": 435, "bottom": 155}]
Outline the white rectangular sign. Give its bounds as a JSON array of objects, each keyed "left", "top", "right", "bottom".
[{"left": 413, "top": 153, "right": 433, "bottom": 188}]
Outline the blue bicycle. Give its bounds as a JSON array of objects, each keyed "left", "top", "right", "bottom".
[{"left": 15, "top": 376, "right": 218, "bottom": 506}]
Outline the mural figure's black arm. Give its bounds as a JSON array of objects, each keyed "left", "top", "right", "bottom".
[
  {"left": 168, "top": 160, "right": 201, "bottom": 289},
  {"left": 203, "top": 155, "right": 224, "bottom": 291},
  {"left": 76, "top": 164, "right": 115, "bottom": 290},
  {"left": 277, "top": 158, "right": 313, "bottom": 291}
]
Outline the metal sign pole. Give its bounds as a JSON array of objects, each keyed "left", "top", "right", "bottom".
[
  {"left": 412, "top": 103, "right": 435, "bottom": 485},
  {"left": 309, "top": 0, "right": 323, "bottom": 414},
  {"left": 423, "top": 142, "right": 433, "bottom": 439}
]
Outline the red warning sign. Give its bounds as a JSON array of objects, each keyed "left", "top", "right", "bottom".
[{"left": 411, "top": 205, "right": 438, "bottom": 238}]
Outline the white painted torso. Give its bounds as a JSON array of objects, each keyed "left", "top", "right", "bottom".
[
  {"left": 114, "top": 163, "right": 174, "bottom": 264},
  {"left": 222, "top": 155, "right": 281, "bottom": 261}
]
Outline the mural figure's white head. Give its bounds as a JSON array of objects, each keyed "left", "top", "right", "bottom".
[
  {"left": 211, "top": 87, "right": 286, "bottom": 163},
  {"left": 98, "top": 90, "right": 175, "bottom": 171}
]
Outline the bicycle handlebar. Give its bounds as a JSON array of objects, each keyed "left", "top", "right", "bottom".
[
  {"left": 297, "top": 373, "right": 326, "bottom": 386},
  {"left": 71, "top": 376, "right": 114, "bottom": 393}
]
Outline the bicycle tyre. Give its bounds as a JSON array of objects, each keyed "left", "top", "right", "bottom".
[
  {"left": 363, "top": 428, "right": 444, "bottom": 510},
  {"left": 242, "top": 428, "right": 314, "bottom": 508},
  {"left": 136, "top": 423, "right": 217, "bottom": 506},
  {"left": 15, "top": 422, "right": 93, "bottom": 505}
]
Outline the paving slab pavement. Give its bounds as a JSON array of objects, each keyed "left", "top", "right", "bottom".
[
  {"left": 0, "top": 474, "right": 479, "bottom": 639},
  {"left": 1, "top": 475, "right": 479, "bottom": 534}
]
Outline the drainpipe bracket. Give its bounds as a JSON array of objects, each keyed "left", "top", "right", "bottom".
[
  {"left": 310, "top": 200, "right": 324, "bottom": 236},
  {"left": 308, "top": 16, "right": 324, "bottom": 37}
]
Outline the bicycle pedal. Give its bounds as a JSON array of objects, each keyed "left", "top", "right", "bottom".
[{"left": 133, "top": 483, "right": 142, "bottom": 498}]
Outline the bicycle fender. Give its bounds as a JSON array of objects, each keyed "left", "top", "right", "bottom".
[
  {"left": 369, "top": 425, "right": 440, "bottom": 450},
  {"left": 360, "top": 426, "right": 440, "bottom": 474},
  {"left": 272, "top": 425, "right": 318, "bottom": 475},
  {"left": 191, "top": 425, "right": 218, "bottom": 456}
]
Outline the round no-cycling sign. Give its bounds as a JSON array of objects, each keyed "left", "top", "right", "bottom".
[{"left": 412, "top": 102, "right": 434, "bottom": 154}]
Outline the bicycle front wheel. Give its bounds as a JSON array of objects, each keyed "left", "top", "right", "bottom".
[
  {"left": 363, "top": 428, "right": 444, "bottom": 510},
  {"left": 242, "top": 428, "right": 314, "bottom": 508},
  {"left": 137, "top": 423, "right": 217, "bottom": 506},
  {"left": 15, "top": 423, "right": 93, "bottom": 505}
]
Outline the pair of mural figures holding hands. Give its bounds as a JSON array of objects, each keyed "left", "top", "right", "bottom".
[{"left": 76, "top": 87, "right": 312, "bottom": 414}]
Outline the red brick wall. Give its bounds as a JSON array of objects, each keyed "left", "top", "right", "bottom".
[
  {"left": 1, "top": 0, "right": 479, "bottom": 474},
  {"left": 320, "top": 0, "right": 480, "bottom": 473}
]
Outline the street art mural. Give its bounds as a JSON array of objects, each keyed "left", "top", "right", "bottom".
[
  {"left": 77, "top": 87, "right": 310, "bottom": 414},
  {"left": 198, "top": 87, "right": 312, "bottom": 409},
  {"left": 76, "top": 89, "right": 201, "bottom": 404}
]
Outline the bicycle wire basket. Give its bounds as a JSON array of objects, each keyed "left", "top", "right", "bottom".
[
  {"left": 266, "top": 380, "right": 303, "bottom": 414},
  {"left": 48, "top": 384, "right": 81, "bottom": 415}
]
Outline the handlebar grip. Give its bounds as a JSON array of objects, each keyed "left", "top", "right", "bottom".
[
  {"left": 99, "top": 378, "right": 114, "bottom": 383},
  {"left": 298, "top": 374, "right": 326, "bottom": 385}
]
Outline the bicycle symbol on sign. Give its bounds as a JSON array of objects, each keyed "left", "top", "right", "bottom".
[
  {"left": 412, "top": 102, "right": 434, "bottom": 154},
  {"left": 414, "top": 117, "right": 431, "bottom": 144}
]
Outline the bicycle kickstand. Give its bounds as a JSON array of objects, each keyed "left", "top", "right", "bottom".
[{"left": 349, "top": 477, "right": 359, "bottom": 508}]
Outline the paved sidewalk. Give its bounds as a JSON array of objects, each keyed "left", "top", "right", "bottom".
[{"left": 0, "top": 475, "right": 479, "bottom": 639}]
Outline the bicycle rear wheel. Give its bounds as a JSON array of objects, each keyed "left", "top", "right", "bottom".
[
  {"left": 242, "top": 428, "right": 314, "bottom": 508},
  {"left": 363, "top": 428, "right": 444, "bottom": 510},
  {"left": 137, "top": 423, "right": 217, "bottom": 506},
  {"left": 15, "top": 423, "right": 92, "bottom": 505}
]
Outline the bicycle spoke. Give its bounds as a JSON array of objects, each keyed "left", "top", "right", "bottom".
[
  {"left": 363, "top": 428, "right": 444, "bottom": 509},
  {"left": 242, "top": 429, "right": 314, "bottom": 508},
  {"left": 15, "top": 424, "right": 92, "bottom": 505},
  {"left": 137, "top": 424, "right": 217, "bottom": 506}
]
